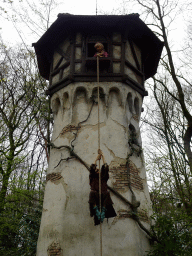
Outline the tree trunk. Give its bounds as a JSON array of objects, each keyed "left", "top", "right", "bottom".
[
  {"left": 0, "top": 174, "right": 10, "bottom": 214},
  {"left": 183, "top": 126, "right": 192, "bottom": 174}
]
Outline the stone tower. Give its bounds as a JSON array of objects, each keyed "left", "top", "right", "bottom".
[{"left": 33, "top": 14, "right": 163, "bottom": 256}]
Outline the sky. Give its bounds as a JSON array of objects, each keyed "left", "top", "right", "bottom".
[
  {"left": 59, "top": 0, "right": 123, "bottom": 15},
  {"left": 1, "top": 0, "right": 188, "bottom": 50},
  {"left": 1, "top": 0, "right": 132, "bottom": 45}
]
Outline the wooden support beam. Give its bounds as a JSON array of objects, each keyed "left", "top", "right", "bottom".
[
  {"left": 128, "top": 40, "right": 141, "bottom": 71},
  {"left": 55, "top": 47, "right": 70, "bottom": 61},
  {"left": 51, "top": 61, "right": 70, "bottom": 76}
]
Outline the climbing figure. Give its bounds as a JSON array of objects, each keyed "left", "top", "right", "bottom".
[{"left": 89, "top": 150, "right": 116, "bottom": 225}]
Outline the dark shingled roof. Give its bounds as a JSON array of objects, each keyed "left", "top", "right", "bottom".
[{"left": 33, "top": 14, "right": 164, "bottom": 80}]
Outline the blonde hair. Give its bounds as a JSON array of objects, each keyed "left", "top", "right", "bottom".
[{"left": 94, "top": 42, "right": 104, "bottom": 50}]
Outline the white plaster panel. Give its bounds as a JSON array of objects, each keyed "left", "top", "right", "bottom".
[
  {"left": 113, "top": 45, "right": 121, "bottom": 59},
  {"left": 60, "top": 58, "right": 68, "bottom": 66},
  {"left": 113, "top": 62, "right": 121, "bottom": 73},
  {"left": 133, "top": 42, "right": 142, "bottom": 66},
  {"left": 63, "top": 65, "right": 70, "bottom": 79},
  {"left": 75, "top": 63, "right": 81, "bottom": 73},
  {"left": 75, "top": 47, "right": 82, "bottom": 59},
  {"left": 52, "top": 73, "right": 60, "bottom": 84},
  {"left": 60, "top": 38, "right": 70, "bottom": 53},
  {"left": 125, "top": 41, "right": 137, "bottom": 68},
  {"left": 125, "top": 66, "right": 138, "bottom": 83},
  {"left": 53, "top": 51, "right": 62, "bottom": 69}
]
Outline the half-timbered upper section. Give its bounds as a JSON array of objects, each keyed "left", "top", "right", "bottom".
[{"left": 33, "top": 14, "right": 164, "bottom": 96}]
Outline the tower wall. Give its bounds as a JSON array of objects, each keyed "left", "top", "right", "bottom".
[
  {"left": 37, "top": 81, "right": 152, "bottom": 256},
  {"left": 34, "top": 14, "right": 164, "bottom": 256}
]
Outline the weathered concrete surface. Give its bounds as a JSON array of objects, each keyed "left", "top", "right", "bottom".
[{"left": 37, "top": 81, "right": 152, "bottom": 256}]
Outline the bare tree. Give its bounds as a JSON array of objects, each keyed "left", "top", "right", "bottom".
[
  {"left": 134, "top": 0, "right": 192, "bottom": 218},
  {"left": 0, "top": 42, "right": 48, "bottom": 213},
  {"left": 3, "top": 0, "right": 62, "bottom": 43}
]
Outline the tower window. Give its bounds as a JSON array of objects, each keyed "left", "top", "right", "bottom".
[
  {"left": 85, "top": 34, "right": 111, "bottom": 73},
  {"left": 87, "top": 43, "right": 108, "bottom": 57},
  {"left": 86, "top": 35, "right": 109, "bottom": 57}
]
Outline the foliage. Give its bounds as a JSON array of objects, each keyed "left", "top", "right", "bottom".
[
  {"left": 0, "top": 0, "right": 55, "bottom": 253},
  {"left": 0, "top": 188, "right": 43, "bottom": 256},
  {"left": 147, "top": 214, "right": 192, "bottom": 256},
  {"left": 0, "top": 40, "right": 49, "bottom": 254},
  {"left": 0, "top": 41, "right": 49, "bottom": 209},
  {"left": 146, "top": 189, "right": 192, "bottom": 256}
]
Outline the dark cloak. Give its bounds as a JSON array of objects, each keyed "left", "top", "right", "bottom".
[{"left": 89, "top": 163, "right": 116, "bottom": 225}]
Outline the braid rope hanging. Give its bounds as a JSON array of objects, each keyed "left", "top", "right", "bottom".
[{"left": 97, "top": 55, "right": 103, "bottom": 256}]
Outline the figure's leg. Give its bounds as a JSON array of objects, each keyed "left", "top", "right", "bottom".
[
  {"left": 100, "top": 191, "right": 117, "bottom": 222},
  {"left": 100, "top": 206, "right": 106, "bottom": 222},
  {"left": 93, "top": 205, "right": 101, "bottom": 220},
  {"left": 100, "top": 193, "right": 107, "bottom": 222},
  {"left": 89, "top": 191, "right": 101, "bottom": 223}
]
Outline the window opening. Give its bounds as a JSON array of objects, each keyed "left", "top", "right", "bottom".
[
  {"left": 134, "top": 97, "right": 140, "bottom": 115},
  {"left": 85, "top": 35, "right": 111, "bottom": 73},
  {"left": 87, "top": 43, "right": 108, "bottom": 57},
  {"left": 127, "top": 93, "right": 133, "bottom": 113}
]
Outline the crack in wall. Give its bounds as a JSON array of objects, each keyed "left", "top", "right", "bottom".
[
  {"left": 60, "top": 178, "right": 69, "bottom": 210},
  {"left": 104, "top": 143, "right": 116, "bottom": 158},
  {"left": 110, "top": 118, "right": 127, "bottom": 133}
]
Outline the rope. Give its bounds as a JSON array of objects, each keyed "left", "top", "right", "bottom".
[
  {"left": 97, "top": 55, "right": 103, "bottom": 256},
  {"left": 97, "top": 56, "right": 101, "bottom": 151}
]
